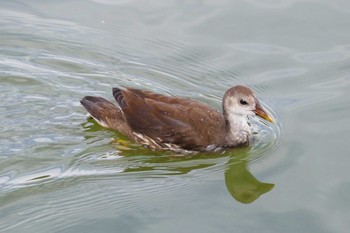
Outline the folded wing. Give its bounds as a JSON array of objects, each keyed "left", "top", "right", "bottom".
[{"left": 113, "top": 88, "right": 225, "bottom": 150}]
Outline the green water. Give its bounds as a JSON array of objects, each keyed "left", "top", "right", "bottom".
[{"left": 1, "top": 1, "right": 350, "bottom": 232}]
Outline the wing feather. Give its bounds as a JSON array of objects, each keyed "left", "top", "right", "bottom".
[{"left": 114, "top": 88, "right": 225, "bottom": 149}]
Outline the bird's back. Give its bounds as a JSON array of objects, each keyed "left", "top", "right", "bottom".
[{"left": 81, "top": 87, "right": 227, "bottom": 151}]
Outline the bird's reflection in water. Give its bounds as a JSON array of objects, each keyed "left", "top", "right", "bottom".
[
  {"left": 115, "top": 146, "right": 274, "bottom": 204},
  {"left": 82, "top": 120, "right": 275, "bottom": 204},
  {"left": 225, "top": 157, "right": 274, "bottom": 204}
]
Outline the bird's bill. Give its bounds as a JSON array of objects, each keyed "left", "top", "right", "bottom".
[{"left": 253, "top": 102, "right": 273, "bottom": 123}]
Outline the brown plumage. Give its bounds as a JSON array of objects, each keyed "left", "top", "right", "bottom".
[{"left": 80, "top": 86, "right": 273, "bottom": 152}]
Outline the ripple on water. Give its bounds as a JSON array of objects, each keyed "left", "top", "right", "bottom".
[
  {"left": 254, "top": 68, "right": 308, "bottom": 81},
  {"left": 230, "top": 43, "right": 290, "bottom": 54},
  {"left": 0, "top": 6, "right": 285, "bottom": 232},
  {"left": 0, "top": 148, "right": 230, "bottom": 231},
  {"left": 294, "top": 51, "right": 348, "bottom": 64}
]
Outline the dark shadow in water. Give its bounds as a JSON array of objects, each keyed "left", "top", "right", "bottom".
[
  {"left": 81, "top": 119, "right": 275, "bottom": 204},
  {"left": 122, "top": 152, "right": 274, "bottom": 204}
]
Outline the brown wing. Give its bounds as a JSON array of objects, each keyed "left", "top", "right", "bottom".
[{"left": 113, "top": 88, "right": 226, "bottom": 150}]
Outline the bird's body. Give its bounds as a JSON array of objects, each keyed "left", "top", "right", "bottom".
[{"left": 80, "top": 86, "right": 272, "bottom": 152}]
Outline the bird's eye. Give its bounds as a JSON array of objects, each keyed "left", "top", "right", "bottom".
[{"left": 240, "top": 99, "right": 248, "bottom": 105}]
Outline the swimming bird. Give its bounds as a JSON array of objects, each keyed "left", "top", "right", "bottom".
[{"left": 80, "top": 85, "right": 273, "bottom": 152}]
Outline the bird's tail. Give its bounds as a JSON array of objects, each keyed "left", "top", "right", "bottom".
[{"left": 80, "top": 96, "right": 122, "bottom": 129}]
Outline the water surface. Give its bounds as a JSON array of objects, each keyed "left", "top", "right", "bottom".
[{"left": 1, "top": 1, "right": 350, "bottom": 232}]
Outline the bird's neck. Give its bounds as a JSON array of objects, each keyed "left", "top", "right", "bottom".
[{"left": 225, "top": 113, "right": 251, "bottom": 146}]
